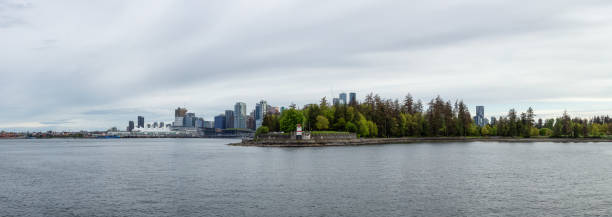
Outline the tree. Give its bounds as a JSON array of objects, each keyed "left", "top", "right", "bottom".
[
  {"left": 357, "top": 114, "right": 370, "bottom": 137},
  {"left": 334, "top": 117, "right": 346, "bottom": 131},
  {"left": 368, "top": 121, "right": 378, "bottom": 137},
  {"left": 402, "top": 93, "right": 414, "bottom": 114},
  {"left": 481, "top": 125, "right": 490, "bottom": 136},
  {"left": 540, "top": 128, "right": 553, "bottom": 137},
  {"left": 279, "top": 108, "right": 305, "bottom": 132},
  {"left": 315, "top": 115, "right": 329, "bottom": 130},
  {"left": 345, "top": 122, "right": 358, "bottom": 133},
  {"left": 255, "top": 126, "right": 269, "bottom": 137},
  {"left": 262, "top": 114, "right": 280, "bottom": 132}
]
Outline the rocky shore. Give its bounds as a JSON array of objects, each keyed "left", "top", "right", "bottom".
[{"left": 228, "top": 137, "right": 612, "bottom": 147}]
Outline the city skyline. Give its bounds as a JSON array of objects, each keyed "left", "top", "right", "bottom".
[{"left": 2, "top": 1, "right": 612, "bottom": 131}]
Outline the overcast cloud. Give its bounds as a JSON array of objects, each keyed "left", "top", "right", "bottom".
[{"left": 1, "top": 0, "right": 612, "bottom": 131}]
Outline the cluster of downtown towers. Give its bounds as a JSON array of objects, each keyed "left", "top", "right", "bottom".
[
  {"left": 125, "top": 92, "right": 489, "bottom": 132},
  {"left": 125, "top": 92, "right": 359, "bottom": 132}
]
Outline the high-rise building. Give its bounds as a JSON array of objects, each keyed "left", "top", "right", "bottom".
[
  {"left": 474, "top": 106, "right": 485, "bottom": 127},
  {"left": 490, "top": 117, "right": 497, "bottom": 125},
  {"left": 153, "top": 122, "right": 158, "bottom": 128},
  {"left": 225, "top": 110, "right": 235, "bottom": 129},
  {"left": 173, "top": 107, "right": 187, "bottom": 127},
  {"left": 349, "top": 92, "right": 357, "bottom": 105},
  {"left": 204, "top": 121, "right": 214, "bottom": 128},
  {"left": 214, "top": 114, "right": 226, "bottom": 129},
  {"left": 339, "top": 93, "right": 347, "bottom": 104},
  {"left": 255, "top": 100, "right": 267, "bottom": 129},
  {"left": 184, "top": 113, "right": 196, "bottom": 128},
  {"left": 137, "top": 116, "right": 144, "bottom": 128},
  {"left": 173, "top": 117, "right": 184, "bottom": 127},
  {"left": 195, "top": 118, "right": 204, "bottom": 128},
  {"left": 159, "top": 122, "right": 164, "bottom": 128},
  {"left": 128, "top": 121, "right": 134, "bottom": 132},
  {"left": 267, "top": 106, "right": 280, "bottom": 115},
  {"left": 175, "top": 107, "right": 187, "bottom": 117},
  {"left": 332, "top": 98, "right": 340, "bottom": 106},
  {"left": 234, "top": 102, "right": 247, "bottom": 129},
  {"left": 247, "top": 115, "right": 255, "bottom": 130}
]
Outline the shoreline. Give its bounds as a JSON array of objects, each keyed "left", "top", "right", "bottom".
[{"left": 228, "top": 137, "right": 612, "bottom": 147}]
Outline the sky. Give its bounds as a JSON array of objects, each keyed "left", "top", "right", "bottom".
[{"left": 1, "top": 0, "right": 612, "bottom": 131}]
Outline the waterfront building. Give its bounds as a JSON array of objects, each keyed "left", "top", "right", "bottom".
[
  {"left": 349, "top": 92, "right": 357, "bottom": 105},
  {"left": 195, "top": 118, "right": 204, "bottom": 128},
  {"left": 474, "top": 106, "right": 485, "bottom": 127},
  {"left": 173, "top": 117, "right": 184, "bottom": 127},
  {"left": 204, "top": 121, "right": 214, "bottom": 128},
  {"left": 225, "top": 110, "right": 234, "bottom": 129},
  {"left": 147, "top": 124, "right": 151, "bottom": 128},
  {"left": 128, "top": 121, "right": 134, "bottom": 132},
  {"left": 184, "top": 113, "right": 196, "bottom": 128},
  {"left": 159, "top": 122, "right": 164, "bottom": 128},
  {"left": 153, "top": 122, "right": 158, "bottom": 128},
  {"left": 339, "top": 93, "right": 347, "bottom": 104},
  {"left": 234, "top": 102, "right": 247, "bottom": 129},
  {"left": 137, "top": 116, "right": 144, "bottom": 128},
  {"left": 214, "top": 114, "right": 226, "bottom": 129}
]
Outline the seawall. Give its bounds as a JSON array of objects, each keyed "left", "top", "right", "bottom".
[{"left": 228, "top": 137, "right": 612, "bottom": 147}]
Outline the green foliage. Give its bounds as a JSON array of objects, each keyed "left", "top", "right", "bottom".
[
  {"left": 255, "top": 126, "right": 269, "bottom": 137},
  {"left": 367, "top": 121, "right": 378, "bottom": 137},
  {"left": 468, "top": 124, "right": 480, "bottom": 136},
  {"left": 529, "top": 127, "right": 540, "bottom": 137},
  {"left": 279, "top": 108, "right": 305, "bottom": 132},
  {"left": 345, "top": 122, "right": 358, "bottom": 133},
  {"left": 315, "top": 115, "right": 329, "bottom": 130},
  {"left": 481, "top": 125, "right": 490, "bottom": 136},
  {"left": 333, "top": 117, "right": 346, "bottom": 130},
  {"left": 539, "top": 128, "right": 553, "bottom": 137},
  {"left": 262, "top": 114, "right": 280, "bottom": 132},
  {"left": 292, "top": 92, "right": 612, "bottom": 138}
]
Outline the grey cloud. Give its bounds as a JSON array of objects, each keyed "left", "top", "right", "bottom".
[{"left": 2, "top": 0, "right": 612, "bottom": 130}]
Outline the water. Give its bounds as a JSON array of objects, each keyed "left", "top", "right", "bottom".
[{"left": 1, "top": 139, "right": 612, "bottom": 216}]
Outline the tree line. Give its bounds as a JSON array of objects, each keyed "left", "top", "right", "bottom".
[{"left": 261, "top": 93, "right": 612, "bottom": 138}]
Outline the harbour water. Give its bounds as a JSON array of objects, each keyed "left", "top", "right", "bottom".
[{"left": 1, "top": 139, "right": 612, "bottom": 216}]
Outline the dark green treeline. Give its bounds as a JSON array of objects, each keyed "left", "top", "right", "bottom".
[{"left": 261, "top": 93, "right": 612, "bottom": 138}]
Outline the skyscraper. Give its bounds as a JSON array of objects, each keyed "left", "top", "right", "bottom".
[
  {"left": 174, "top": 107, "right": 187, "bottom": 127},
  {"left": 339, "top": 93, "right": 347, "bottom": 104},
  {"left": 349, "top": 92, "right": 357, "bottom": 105},
  {"left": 225, "top": 110, "right": 234, "bottom": 129},
  {"left": 214, "top": 114, "right": 226, "bottom": 129},
  {"left": 184, "top": 113, "right": 196, "bottom": 128},
  {"left": 128, "top": 121, "right": 134, "bottom": 132},
  {"left": 234, "top": 102, "right": 247, "bottom": 129},
  {"left": 474, "top": 106, "right": 485, "bottom": 127},
  {"left": 332, "top": 98, "right": 340, "bottom": 106},
  {"left": 255, "top": 100, "right": 267, "bottom": 129},
  {"left": 175, "top": 107, "right": 187, "bottom": 117},
  {"left": 137, "top": 116, "right": 144, "bottom": 128}
]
